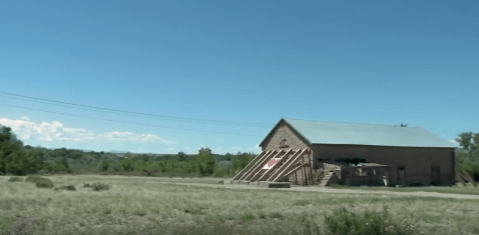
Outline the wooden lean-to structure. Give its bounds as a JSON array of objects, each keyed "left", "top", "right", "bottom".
[{"left": 230, "top": 148, "right": 311, "bottom": 188}]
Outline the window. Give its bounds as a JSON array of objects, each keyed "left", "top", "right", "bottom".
[{"left": 279, "top": 139, "right": 289, "bottom": 148}]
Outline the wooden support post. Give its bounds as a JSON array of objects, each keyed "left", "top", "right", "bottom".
[
  {"left": 233, "top": 150, "right": 267, "bottom": 180},
  {"left": 270, "top": 149, "right": 309, "bottom": 182},
  {"left": 255, "top": 149, "right": 292, "bottom": 182},
  {"left": 244, "top": 150, "right": 284, "bottom": 181},
  {"left": 455, "top": 160, "right": 477, "bottom": 187},
  {"left": 308, "top": 150, "right": 314, "bottom": 185},
  {"left": 301, "top": 155, "right": 308, "bottom": 185},
  {"left": 461, "top": 170, "right": 477, "bottom": 187},
  {"left": 258, "top": 149, "right": 292, "bottom": 181},
  {"left": 283, "top": 163, "right": 308, "bottom": 177},
  {"left": 240, "top": 150, "right": 276, "bottom": 181},
  {"left": 456, "top": 173, "right": 467, "bottom": 186},
  {"left": 264, "top": 149, "right": 302, "bottom": 182}
]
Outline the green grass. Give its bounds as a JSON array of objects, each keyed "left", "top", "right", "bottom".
[
  {"left": 324, "top": 206, "right": 414, "bottom": 235},
  {"left": 0, "top": 175, "right": 478, "bottom": 235}
]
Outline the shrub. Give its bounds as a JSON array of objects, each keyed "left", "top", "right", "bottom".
[
  {"left": 54, "top": 185, "right": 76, "bottom": 191},
  {"left": 240, "top": 213, "right": 255, "bottom": 222},
  {"left": 25, "top": 175, "right": 54, "bottom": 188},
  {"left": 8, "top": 176, "right": 23, "bottom": 182},
  {"left": 25, "top": 175, "right": 40, "bottom": 183},
  {"left": 35, "top": 178, "right": 54, "bottom": 188},
  {"left": 84, "top": 182, "right": 110, "bottom": 191},
  {"left": 324, "top": 206, "right": 416, "bottom": 235},
  {"left": 269, "top": 212, "right": 285, "bottom": 220}
]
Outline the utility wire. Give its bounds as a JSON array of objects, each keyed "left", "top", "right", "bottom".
[
  {"left": 0, "top": 94, "right": 267, "bottom": 128},
  {"left": 0, "top": 103, "right": 264, "bottom": 137},
  {"left": 0, "top": 91, "right": 269, "bottom": 128}
]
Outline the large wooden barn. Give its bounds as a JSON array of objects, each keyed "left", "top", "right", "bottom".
[{"left": 233, "top": 118, "right": 457, "bottom": 187}]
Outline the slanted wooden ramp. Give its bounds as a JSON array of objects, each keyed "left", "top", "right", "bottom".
[
  {"left": 456, "top": 160, "right": 477, "bottom": 187},
  {"left": 231, "top": 149, "right": 311, "bottom": 187}
]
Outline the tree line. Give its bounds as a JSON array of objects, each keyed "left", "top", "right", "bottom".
[
  {"left": 0, "top": 124, "right": 255, "bottom": 177},
  {"left": 455, "top": 132, "right": 479, "bottom": 181},
  {"left": 2, "top": 124, "right": 478, "bottom": 181}
]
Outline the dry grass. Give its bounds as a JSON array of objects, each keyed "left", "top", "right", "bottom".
[{"left": 1, "top": 175, "right": 479, "bottom": 235}]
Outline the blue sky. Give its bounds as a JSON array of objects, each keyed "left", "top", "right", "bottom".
[{"left": 1, "top": 0, "right": 478, "bottom": 154}]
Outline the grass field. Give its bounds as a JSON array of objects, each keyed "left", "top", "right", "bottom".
[{"left": 1, "top": 175, "right": 479, "bottom": 235}]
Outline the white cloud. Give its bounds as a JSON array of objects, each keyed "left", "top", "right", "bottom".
[{"left": 0, "top": 117, "right": 175, "bottom": 145}]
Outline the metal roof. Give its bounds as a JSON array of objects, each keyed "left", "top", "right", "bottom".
[{"left": 279, "top": 118, "right": 455, "bottom": 148}]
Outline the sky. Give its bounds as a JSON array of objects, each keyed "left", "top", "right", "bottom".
[{"left": 1, "top": 0, "right": 478, "bottom": 154}]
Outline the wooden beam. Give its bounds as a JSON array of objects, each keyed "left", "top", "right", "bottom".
[
  {"left": 301, "top": 155, "right": 308, "bottom": 185},
  {"left": 283, "top": 163, "right": 307, "bottom": 177},
  {"left": 456, "top": 172, "right": 467, "bottom": 186},
  {"left": 264, "top": 149, "right": 302, "bottom": 182},
  {"left": 233, "top": 150, "right": 267, "bottom": 180},
  {"left": 455, "top": 160, "right": 477, "bottom": 187},
  {"left": 240, "top": 150, "right": 277, "bottom": 181},
  {"left": 270, "top": 148, "right": 309, "bottom": 182},
  {"left": 252, "top": 149, "right": 292, "bottom": 181},
  {"left": 461, "top": 170, "right": 477, "bottom": 187},
  {"left": 308, "top": 151, "right": 314, "bottom": 185}
]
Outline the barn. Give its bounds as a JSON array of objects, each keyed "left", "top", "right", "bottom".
[{"left": 232, "top": 118, "right": 457, "bottom": 187}]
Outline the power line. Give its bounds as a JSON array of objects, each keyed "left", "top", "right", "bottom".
[
  {"left": 0, "top": 91, "right": 269, "bottom": 128},
  {"left": 0, "top": 103, "right": 264, "bottom": 137},
  {"left": 0, "top": 93, "right": 266, "bottom": 128}
]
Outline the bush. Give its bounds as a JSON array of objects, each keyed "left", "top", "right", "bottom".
[
  {"left": 269, "top": 212, "right": 285, "bottom": 220},
  {"left": 240, "top": 213, "right": 255, "bottom": 222},
  {"left": 25, "top": 175, "right": 54, "bottom": 188},
  {"left": 324, "top": 206, "right": 416, "bottom": 235},
  {"left": 54, "top": 185, "right": 76, "bottom": 191},
  {"left": 25, "top": 175, "right": 40, "bottom": 183},
  {"left": 84, "top": 182, "right": 110, "bottom": 191},
  {"left": 8, "top": 176, "right": 23, "bottom": 182}
]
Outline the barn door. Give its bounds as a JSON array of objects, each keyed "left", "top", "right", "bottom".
[
  {"left": 397, "top": 166, "right": 406, "bottom": 186},
  {"left": 431, "top": 166, "right": 440, "bottom": 185}
]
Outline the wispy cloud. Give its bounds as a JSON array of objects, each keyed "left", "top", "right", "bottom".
[{"left": 0, "top": 117, "right": 176, "bottom": 144}]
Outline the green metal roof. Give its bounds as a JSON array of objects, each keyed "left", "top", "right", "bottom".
[{"left": 281, "top": 118, "right": 455, "bottom": 148}]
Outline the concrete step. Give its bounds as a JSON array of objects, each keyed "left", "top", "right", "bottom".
[{"left": 318, "top": 172, "right": 334, "bottom": 187}]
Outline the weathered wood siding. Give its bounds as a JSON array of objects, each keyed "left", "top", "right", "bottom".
[{"left": 312, "top": 144, "right": 455, "bottom": 186}]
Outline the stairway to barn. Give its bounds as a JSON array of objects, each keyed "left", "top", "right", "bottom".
[{"left": 318, "top": 171, "right": 334, "bottom": 187}]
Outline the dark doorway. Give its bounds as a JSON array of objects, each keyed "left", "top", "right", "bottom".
[
  {"left": 397, "top": 166, "right": 406, "bottom": 186},
  {"left": 431, "top": 166, "right": 441, "bottom": 185}
]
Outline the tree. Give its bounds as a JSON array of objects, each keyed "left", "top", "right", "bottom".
[
  {"left": 101, "top": 160, "right": 110, "bottom": 171},
  {"left": 177, "top": 152, "right": 187, "bottom": 162},
  {"left": 120, "top": 158, "right": 133, "bottom": 171},
  {"left": 455, "top": 132, "right": 479, "bottom": 181},
  {"left": 0, "top": 125, "right": 42, "bottom": 175},
  {"left": 194, "top": 147, "right": 215, "bottom": 176},
  {"left": 455, "top": 132, "right": 476, "bottom": 153}
]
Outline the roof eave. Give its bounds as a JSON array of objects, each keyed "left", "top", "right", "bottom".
[{"left": 259, "top": 118, "right": 313, "bottom": 148}]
